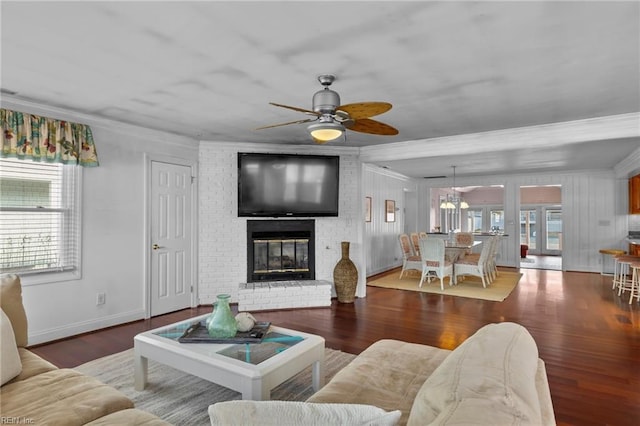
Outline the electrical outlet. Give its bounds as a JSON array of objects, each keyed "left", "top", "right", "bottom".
[{"left": 96, "top": 292, "right": 106, "bottom": 305}]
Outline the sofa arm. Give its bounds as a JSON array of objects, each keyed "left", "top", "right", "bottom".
[
  {"left": 407, "top": 322, "right": 548, "bottom": 425},
  {"left": 0, "top": 274, "right": 28, "bottom": 347},
  {"left": 208, "top": 401, "right": 401, "bottom": 426}
]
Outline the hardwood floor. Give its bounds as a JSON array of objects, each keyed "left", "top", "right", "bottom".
[{"left": 30, "top": 267, "right": 639, "bottom": 426}]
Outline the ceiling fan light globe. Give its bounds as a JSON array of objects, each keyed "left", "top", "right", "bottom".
[
  {"left": 460, "top": 201, "right": 469, "bottom": 209},
  {"left": 308, "top": 121, "right": 344, "bottom": 142}
]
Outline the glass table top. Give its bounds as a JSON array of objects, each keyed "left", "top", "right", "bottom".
[{"left": 152, "top": 318, "right": 303, "bottom": 365}]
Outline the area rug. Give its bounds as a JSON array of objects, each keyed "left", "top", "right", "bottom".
[
  {"left": 75, "top": 347, "right": 356, "bottom": 425},
  {"left": 367, "top": 270, "right": 522, "bottom": 302}
]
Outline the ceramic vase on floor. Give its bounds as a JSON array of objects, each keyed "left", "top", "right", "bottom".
[{"left": 333, "top": 241, "right": 358, "bottom": 303}]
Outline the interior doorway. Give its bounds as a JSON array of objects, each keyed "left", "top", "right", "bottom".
[
  {"left": 519, "top": 185, "right": 562, "bottom": 270},
  {"left": 146, "top": 158, "right": 197, "bottom": 317}
]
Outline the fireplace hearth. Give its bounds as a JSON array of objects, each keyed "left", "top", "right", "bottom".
[{"left": 246, "top": 220, "right": 315, "bottom": 282}]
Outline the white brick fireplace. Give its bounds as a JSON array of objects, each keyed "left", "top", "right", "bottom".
[{"left": 198, "top": 142, "right": 363, "bottom": 306}]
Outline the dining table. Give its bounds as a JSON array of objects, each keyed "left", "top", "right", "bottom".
[{"left": 444, "top": 240, "right": 482, "bottom": 263}]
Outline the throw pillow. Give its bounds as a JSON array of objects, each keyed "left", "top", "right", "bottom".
[
  {"left": 1, "top": 309, "right": 22, "bottom": 385},
  {"left": 209, "top": 401, "right": 401, "bottom": 426},
  {"left": 0, "top": 274, "right": 28, "bottom": 347},
  {"left": 407, "top": 322, "right": 542, "bottom": 425}
]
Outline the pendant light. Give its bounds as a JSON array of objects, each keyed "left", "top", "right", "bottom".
[{"left": 440, "top": 166, "right": 469, "bottom": 209}]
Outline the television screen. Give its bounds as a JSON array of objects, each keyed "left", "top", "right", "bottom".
[{"left": 238, "top": 153, "right": 339, "bottom": 217}]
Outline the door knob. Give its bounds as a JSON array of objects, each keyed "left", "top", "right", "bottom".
[{"left": 152, "top": 244, "right": 162, "bottom": 250}]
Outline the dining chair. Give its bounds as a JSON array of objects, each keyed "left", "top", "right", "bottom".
[
  {"left": 487, "top": 235, "right": 501, "bottom": 281},
  {"left": 418, "top": 231, "right": 428, "bottom": 239},
  {"left": 418, "top": 238, "right": 455, "bottom": 290},
  {"left": 410, "top": 232, "right": 421, "bottom": 257},
  {"left": 454, "top": 240, "right": 493, "bottom": 288},
  {"left": 398, "top": 234, "right": 422, "bottom": 279},
  {"left": 454, "top": 232, "right": 474, "bottom": 255}
]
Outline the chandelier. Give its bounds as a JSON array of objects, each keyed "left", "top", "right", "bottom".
[{"left": 440, "top": 166, "right": 469, "bottom": 209}]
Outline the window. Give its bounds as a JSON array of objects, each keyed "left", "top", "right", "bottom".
[
  {"left": 490, "top": 209, "right": 504, "bottom": 232},
  {"left": 0, "top": 158, "right": 81, "bottom": 280},
  {"left": 463, "top": 207, "right": 504, "bottom": 233},
  {"left": 465, "top": 209, "right": 483, "bottom": 233}
]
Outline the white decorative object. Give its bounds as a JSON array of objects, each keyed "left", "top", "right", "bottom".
[{"left": 235, "top": 312, "right": 256, "bottom": 332}]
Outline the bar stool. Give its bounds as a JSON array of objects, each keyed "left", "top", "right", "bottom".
[
  {"left": 629, "top": 260, "right": 640, "bottom": 304},
  {"left": 599, "top": 249, "right": 626, "bottom": 276},
  {"left": 613, "top": 255, "right": 640, "bottom": 297}
]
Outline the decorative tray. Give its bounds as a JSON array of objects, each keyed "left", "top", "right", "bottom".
[{"left": 178, "top": 321, "right": 271, "bottom": 344}]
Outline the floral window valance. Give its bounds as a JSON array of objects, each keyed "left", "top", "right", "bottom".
[{"left": 1, "top": 108, "right": 99, "bottom": 167}]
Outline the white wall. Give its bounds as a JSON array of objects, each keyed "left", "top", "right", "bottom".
[
  {"left": 197, "top": 142, "right": 365, "bottom": 304},
  {"left": 3, "top": 98, "right": 199, "bottom": 345},
  {"left": 362, "top": 164, "right": 417, "bottom": 276}
]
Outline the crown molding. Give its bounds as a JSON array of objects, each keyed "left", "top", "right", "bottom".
[
  {"left": 1, "top": 95, "right": 199, "bottom": 148},
  {"left": 614, "top": 146, "right": 640, "bottom": 178},
  {"left": 199, "top": 141, "right": 360, "bottom": 156},
  {"left": 363, "top": 163, "right": 414, "bottom": 182},
  {"left": 359, "top": 113, "right": 640, "bottom": 163}
]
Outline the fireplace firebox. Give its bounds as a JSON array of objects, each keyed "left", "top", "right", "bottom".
[{"left": 246, "top": 220, "right": 315, "bottom": 282}]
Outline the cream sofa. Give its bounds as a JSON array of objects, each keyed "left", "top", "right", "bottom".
[
  {"left": 0, "top": 274, "right": 169, "bottom": 425},
  {"left": 209, "top": 322, "right": 555, "bottom": 425}
]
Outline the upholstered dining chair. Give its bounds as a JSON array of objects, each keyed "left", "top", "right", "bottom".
[
  {"left": 454, "top": 240, "right": 493, "bottom": 288},
  {"left": 398, "top": 234, "right": 422, "bottom": 279},
  {"left": 418, "top": 238, "right": 455, "bottom": 290},
  {"left": 418, "top": 231, "right": 428, "bottom": 239}
]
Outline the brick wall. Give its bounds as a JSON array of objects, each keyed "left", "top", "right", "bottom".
[
  {"left": 198, "top": 143, "right": 362, "bottom": 305},
  {"left": 238, "top": 280, "right": 332, "bottom": 311}
]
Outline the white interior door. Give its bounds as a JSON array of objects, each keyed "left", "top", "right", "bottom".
[{"left": 150, "top": 161, "right": 193, "bottom": 316}]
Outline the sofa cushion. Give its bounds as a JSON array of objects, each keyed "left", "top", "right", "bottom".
[
  {"left": 0, "top": 368, "right": 134, "bottom": 425},
  {"left": 407, "top": 322, "right": 542, "bottom": 425},
  {"left": 307, "top": 339, "right": 451, "bottom": 425},
  {"left": 8, "top": 348, "right": 58, "bottom": 383},
  {"left": 1, "top": 309, "right": 22, "bottom": 385},
  {"left": 208, "top": 401, "right": 401, "bottom": 426},
  {"left": 0, "top": 274, "right": 28, "bottom": 347}
]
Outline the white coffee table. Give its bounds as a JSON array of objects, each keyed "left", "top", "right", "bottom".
[{"left": 133, "top": 314, "right": 325, "bottom": 400}]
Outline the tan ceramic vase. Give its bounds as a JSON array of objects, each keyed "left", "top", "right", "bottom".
[{"left": 333, "top": 241, "right": 358, "bottom": 303}]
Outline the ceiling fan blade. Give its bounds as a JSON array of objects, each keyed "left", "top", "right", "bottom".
[
  {"left": 337, "top": 102, "right": 392, "bottom": 119},
  {"left": 346, "top": 118, "right": 399, "bottom": 136},
  {"left": 269, "top": 102, "right": 320, "bottom": 116},
  {"left": 255, "top": 118, "right": 316, "bottom": 130}
]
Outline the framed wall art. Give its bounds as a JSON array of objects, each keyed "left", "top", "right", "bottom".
[
  {"left": 385, "top": 199, "right": 396, "bottom": 222},
  {"left": 365, "top": 197, "right": 372, "bottom": 222}
]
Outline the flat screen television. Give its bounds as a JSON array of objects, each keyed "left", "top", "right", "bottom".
[{"left": 238, "top": 153, "right": 339, "bottom": 217}]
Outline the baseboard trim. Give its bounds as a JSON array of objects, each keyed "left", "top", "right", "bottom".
[{"left": 27, "top": 310, "right": 146, "bottom": 346}]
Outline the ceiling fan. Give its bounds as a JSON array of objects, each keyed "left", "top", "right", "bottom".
[{"left": 256, "top": 74, "right": 398, "bottom": 144}]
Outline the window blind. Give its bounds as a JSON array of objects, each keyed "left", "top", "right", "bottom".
[{"left": 0, "top": 158, "right": 80, "bottom": 275}]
